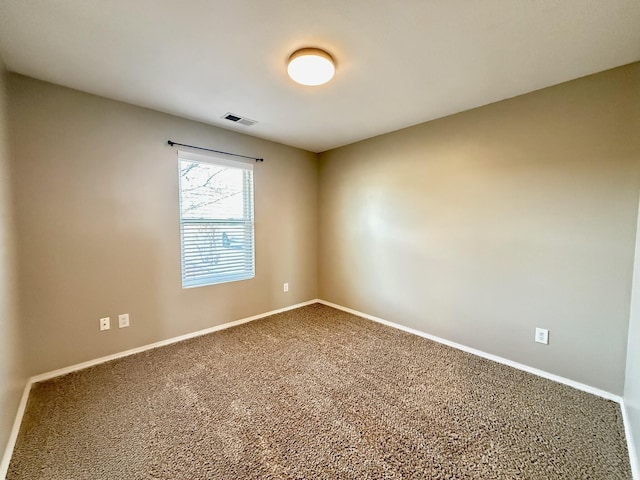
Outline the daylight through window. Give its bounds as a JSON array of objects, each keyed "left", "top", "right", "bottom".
[{"left": 178, "top": 151, "right": 255, "bottom": 288}]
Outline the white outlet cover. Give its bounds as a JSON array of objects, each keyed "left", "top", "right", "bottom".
[
  {"left": 283, "top": 283, "right": 289, "bottom": 292},
  {"left": 99, "top": 317, "right": 110, "bottom": 331},
  {"left": 118, "top": 313, "right": 130, "bottom": 328},
  {"left": 535, "top": 327, "right": 549, "bottom": 345}
]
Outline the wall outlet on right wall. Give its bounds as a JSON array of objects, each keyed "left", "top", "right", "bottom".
[
  {"left": 283, "top": 282, "right": 289, "bottom": 292},
  {"left": 535, "top": 327, "right": 549, "bottom": 345}
]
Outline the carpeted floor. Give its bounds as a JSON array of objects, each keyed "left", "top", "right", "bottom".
[{"left": 8, "top": 304, "right": 631, "bottom": 479}]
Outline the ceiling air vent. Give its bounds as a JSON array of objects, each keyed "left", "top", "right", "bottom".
[{"left": 222, "top": 113, "right": 258, "bottom": 127}]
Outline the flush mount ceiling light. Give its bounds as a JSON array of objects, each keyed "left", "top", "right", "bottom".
[{"left": 287, "top": 48, "right": 335, "bottom": 86}]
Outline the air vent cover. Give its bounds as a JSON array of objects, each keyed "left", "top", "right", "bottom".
[{"left": 222, "top": 113, "right": 258, "bottom": 127}]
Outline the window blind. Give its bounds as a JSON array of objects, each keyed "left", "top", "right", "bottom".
[{"left": 178, "top": 150, "right": 255, "bottom": 288}]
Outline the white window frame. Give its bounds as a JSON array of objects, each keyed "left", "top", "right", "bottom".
[{"left": 178, "top": 150, "right": 255, "bottom": 288}]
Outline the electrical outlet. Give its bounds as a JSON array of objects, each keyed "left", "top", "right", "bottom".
[
  {"left": 99, "top": 317, "right": 110, "bottom": 331},
  {"left": 535, "top": 327, "right": 549, "bottom": 345},
  {"left": 283, "top": 282, "right": 289, "bottom": 292},
  {"left": 118, "top": 313, "right": 130, "bottom": 328}
]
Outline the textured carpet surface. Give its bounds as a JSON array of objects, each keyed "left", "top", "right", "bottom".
[{"left": 8, "top": 304, "right": 631, "bottom": 479}]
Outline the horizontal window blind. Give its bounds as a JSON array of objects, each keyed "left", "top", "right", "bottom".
[{"left": 178, "top": 150, "right": 255, "bottom": 288}]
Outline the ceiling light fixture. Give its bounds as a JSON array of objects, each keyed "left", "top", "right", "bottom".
[{"left": 287, "top": 48, "right": 335, "bottom": 86}]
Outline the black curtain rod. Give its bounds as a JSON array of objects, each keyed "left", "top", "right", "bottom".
[{"left": 167, "top": 140, "right": 264, "bottom": 162}]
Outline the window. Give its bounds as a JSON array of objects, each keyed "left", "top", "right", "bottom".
[{"left": 178, "top": 150, "right": 255, "bottom": 288}]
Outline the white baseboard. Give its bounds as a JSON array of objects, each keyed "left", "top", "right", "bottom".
[
  {"left": 621, "top": 399, "right": 640, "bottom": 480},
  {"left": 317, "top": 299, "right": 620, "bottom": 401},
  {"left": 0, "top": 382, "right": 32, "bottom": 480},
  {"left": 0, "top": 299, "right": 319, "bottom": 479},
  {"left": 30, "top": 299, "right": 319, "bottom": 383}
]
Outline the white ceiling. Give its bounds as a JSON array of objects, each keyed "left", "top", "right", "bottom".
[{"left": 0, "top": 1, "right": 639, "bottom": 153}]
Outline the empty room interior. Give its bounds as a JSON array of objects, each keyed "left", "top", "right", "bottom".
[{"left": 1, "top": 1, "right": 640, "bottom": 479}]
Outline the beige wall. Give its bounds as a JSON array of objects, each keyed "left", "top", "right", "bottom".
[
  {"left": 624, "top": 193, "right": 640, "bottom": 472},
  {"left": 0, "top": 62, "right": 25, "bottom": 458},
  {"left": 8, "top": 74, "right": 318, "bottom": 376},
  {"left": 319, "top": 63, "right": 640, "bottom": 395}
]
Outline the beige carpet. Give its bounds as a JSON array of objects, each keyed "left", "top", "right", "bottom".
[{"left": 8, "top": 304, "right": 631, "bottom": 479}]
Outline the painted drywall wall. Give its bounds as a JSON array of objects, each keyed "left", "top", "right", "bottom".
[
  {"left": 624, "top": 192, "right": 640, "bottom": 473},
  {"left": 0, "top": 61, "right": 25, "bottom": 458},
  {"left": 9, "top": 74, "right": 318, "bottom": 376},
  {"left": 318, "top": 63, "right": 640, "bottom": 395}
]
